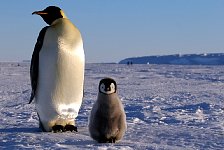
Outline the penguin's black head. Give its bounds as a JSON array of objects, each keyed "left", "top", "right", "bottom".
[
  {"left": 99, "top": 78, "right": 117, "bottom": 95},
  {"left": 32, "top": 6, "right": 66, "bottom": 25}
]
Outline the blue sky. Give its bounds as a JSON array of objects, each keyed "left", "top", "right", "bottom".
[{"left": 0, "top": 0, "right": 224, "bottom": 63}]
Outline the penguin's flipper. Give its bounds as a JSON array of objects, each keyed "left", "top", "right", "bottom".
[{"left": 29, "top": 26, "right": 49, "bottom": 104}]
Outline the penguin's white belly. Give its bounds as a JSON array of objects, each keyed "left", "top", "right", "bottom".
[{"left": 36, "top": 43, "right": 84, "bottom": 129}]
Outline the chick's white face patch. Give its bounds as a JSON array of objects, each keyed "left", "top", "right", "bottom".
[
  {"left": 110, "top": 83, "right": 116, "bottom": 93},
  {"left": 100, "top": 83, "right": 116, "bottom": 94}
]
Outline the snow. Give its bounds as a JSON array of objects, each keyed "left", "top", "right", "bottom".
[
  {"left": 119, "top": 53, "right": 224, "bottom": 65},
  {"left": 0, "top": 62, "right": 224, "bottom": 149}
]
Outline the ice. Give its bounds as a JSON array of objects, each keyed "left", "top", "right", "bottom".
[
  {"left": 0, "top": 62, "right": 224, "bottom": 149},
  {"left": 119, "top": 53, "right": 224, "bottom": 65}
]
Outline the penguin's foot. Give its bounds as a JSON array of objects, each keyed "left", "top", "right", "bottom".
[
  {"left": 52, "top": 125, "right": 64, "bottom": 133},
  {"left": 108, "top": 138, "right": 116, "bottom": 143},
  {"left": 64, "top": 124, "right": 78, "bottom": 132},
  {"left": 98, "top": 137, "right": 116, "bottom": 143}
]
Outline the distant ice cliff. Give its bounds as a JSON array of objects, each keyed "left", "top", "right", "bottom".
[{"left": 119, "top": 53, "right": 224, "bottom": 65}]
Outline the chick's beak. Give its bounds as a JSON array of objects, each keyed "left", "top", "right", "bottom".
[{"left": 32, "top": 11, "right": 48, "bottom": 15}]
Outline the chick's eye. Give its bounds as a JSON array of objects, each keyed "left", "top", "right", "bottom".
[{"left": 100, "top": 84, "right": 105, "bottom": 90}]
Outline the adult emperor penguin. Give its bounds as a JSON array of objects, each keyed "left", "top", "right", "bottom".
[
  {"left": 30, "top": 6, "right": 85, "bottom": 132},
  {"left": 89, "top": 78, "right": 126, "bottom": 143}
]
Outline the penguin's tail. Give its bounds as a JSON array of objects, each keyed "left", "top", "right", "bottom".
[{"left": 29, "top": 92, "right": 35, "bottom": 104}]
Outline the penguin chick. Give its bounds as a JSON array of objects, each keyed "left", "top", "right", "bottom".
[
  {"left": 30, "top": 6, "right": 85, "bottom": 132},
  {"left": 89, "top": 78, "right": 126, "bottom": 143}
]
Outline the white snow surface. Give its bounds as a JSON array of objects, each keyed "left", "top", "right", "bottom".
[{"left": 0, "top": 63, "right": 224, "bottom": 150}]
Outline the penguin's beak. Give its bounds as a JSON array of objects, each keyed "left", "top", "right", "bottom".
[
  {"left": 106, "top": 87, "right": 111, "bottom": 91},
  {"left": 32, "top": 11, "right": 48, "bottom": 15}
]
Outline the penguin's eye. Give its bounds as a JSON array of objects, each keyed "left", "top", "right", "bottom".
[{"left": 100, "top": 84, "right": 105, "bottom": 92}]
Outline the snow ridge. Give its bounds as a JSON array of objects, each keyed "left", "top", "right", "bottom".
[{"left": 119, "top": 53, "right": 224, "bottom": 65}]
